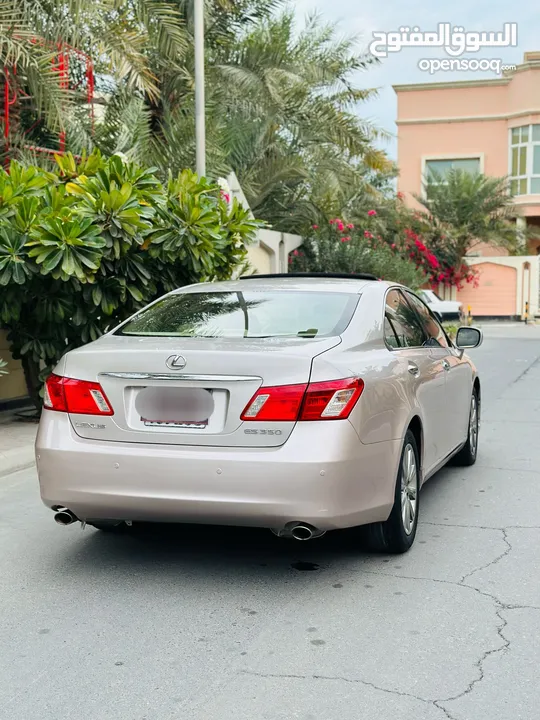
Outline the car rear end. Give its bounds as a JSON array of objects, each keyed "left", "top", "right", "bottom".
[{"left": 36, "top": 280, "right": 398, "bottom": 532}]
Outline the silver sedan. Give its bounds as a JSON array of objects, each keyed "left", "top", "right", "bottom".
[{"left": 36, "top": 273, "right": 482, "bottom": 553}]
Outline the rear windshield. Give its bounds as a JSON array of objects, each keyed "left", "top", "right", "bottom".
[{"left": 116, "top": 291, "right": 359, "bottom": 339}]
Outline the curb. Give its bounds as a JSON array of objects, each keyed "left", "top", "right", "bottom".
[{"left": 0, "top": 447, "right": 36, "bottom": 479}]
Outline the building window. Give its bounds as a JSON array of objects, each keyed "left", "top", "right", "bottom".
[
  {"left": 509, "top": 125, "right": 540, "bottom": 195},
  {"left": 425, "top": 158, "right": 481, "bottom": 185}
]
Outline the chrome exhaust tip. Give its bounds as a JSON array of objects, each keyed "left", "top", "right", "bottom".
[
  {"left": 53, "top": 508, "right": 78, "bottom": 526},
  {"left": 291, "top": 524, "right": 314, "bottom": 541},
  {"left": 272, "top": 522, "right": 326, "bottom": 541}
]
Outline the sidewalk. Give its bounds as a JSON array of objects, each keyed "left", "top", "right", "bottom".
[{"left": 0, "top": 417, "right": 38, "bottom": 477}]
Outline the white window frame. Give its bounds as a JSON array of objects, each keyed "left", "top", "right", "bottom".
[
  {"left": 508, "top": 124, "right": 540, "bottom": 196},
  {"left": 421, "top": 153, "right": 484, "bottom": 197}
]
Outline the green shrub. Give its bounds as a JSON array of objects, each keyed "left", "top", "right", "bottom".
[{"left": 0, "top": 152, "right": 261, "bottom": 408}]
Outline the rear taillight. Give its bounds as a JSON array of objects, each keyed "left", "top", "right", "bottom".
[
  {"left": 241, "top": 383, "right": 306, "bottom": 422},
  {"left": 300, "top": 378, "right": 364, "bottom": 420},
  {"left": 241, "top": 378, "right": 364, "bottom": 422},
  {"left": 44, "top": 374, "right": 114, "bottom": 416}
]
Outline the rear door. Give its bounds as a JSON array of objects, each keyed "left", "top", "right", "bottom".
[
  {"left": 405, "top": 292, "right": 472, "bottom": 453},
  {"left": 384, "top": 289, "right": 446, "bottom": 473}
]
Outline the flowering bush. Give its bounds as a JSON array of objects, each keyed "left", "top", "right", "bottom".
[
  {"left": 292, "top": 203, "right": 479, "bottom": 291},
  {"left": 377, "top": 196, "right": 479, "bottom": 290},
  {"left": 289, "top": 213, "right": 425, "bottom": 288}
]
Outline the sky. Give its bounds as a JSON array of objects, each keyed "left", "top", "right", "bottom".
[{"left": 293, "top": 0, "right": 539, "bottom": 159}]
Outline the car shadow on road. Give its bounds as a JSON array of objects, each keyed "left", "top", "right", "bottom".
[{"left": 57, "top": 521, "right": 377, "bottom": 582}]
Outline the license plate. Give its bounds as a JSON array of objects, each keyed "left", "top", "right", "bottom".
[{"left": 135, "top": 387, "right": 214, "bottom": 428}]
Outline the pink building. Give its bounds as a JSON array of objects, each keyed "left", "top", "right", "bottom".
[{"left": 394, "top": 52, "right": 540, "bottom": 318}]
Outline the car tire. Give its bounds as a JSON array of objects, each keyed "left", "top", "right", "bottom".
[
  {"left": 450, "top": 389, "right": 479, "bottom": 467},
  {"left": 362, "top": 430, "right": 420, "bottom": 554}
]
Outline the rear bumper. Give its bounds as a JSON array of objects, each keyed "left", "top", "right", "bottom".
[
  {"left": 36, "top": 413, "right": 401, "bottom": 530},
  {"left": 440, "top": 311, "right": 461, "bottom": 321}
]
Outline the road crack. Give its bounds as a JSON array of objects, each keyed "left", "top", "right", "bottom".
[
  {"left": 460, "top": 528, "right": 512, "bottom": 584},
  {"left": 240, "top": 670, "right": 449, "bottom": 717},
  {"left": 434, "top": 606, "right": 510, "bottom": 718},
  {"left": 362, "top": 528, "right": 523, "bottom": 718}
]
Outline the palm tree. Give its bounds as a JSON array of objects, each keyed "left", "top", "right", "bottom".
[
  {"left": 211, "top": 10, "right": 392, "bottom": 230},
  {"left": 0, "top": 0, "right": 187, "bottom": 153},
  {"left": 96, "top": 5, "right": 392, "bottom": 233},
  {"left": 416, "top": 169, "right": 519, "bottom": 258}
]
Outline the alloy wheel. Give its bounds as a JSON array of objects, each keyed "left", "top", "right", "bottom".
[
  {"left": 401, "top": 443, "right": 418, "bottom": 536},
  {"left": 469, "top": 394, "right": 478, "bottom": 457}
]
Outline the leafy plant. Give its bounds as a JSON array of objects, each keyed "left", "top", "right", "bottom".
[{"left": 0, "top": 152, "right": 262, "bottom": 410}]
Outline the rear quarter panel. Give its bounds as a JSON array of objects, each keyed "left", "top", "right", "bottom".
[
  {"left": 311, "top": 345, "right": 416, "bottom": 445},
  {"left": 309, "top": 284, "right": 419, "bottom": 447}
]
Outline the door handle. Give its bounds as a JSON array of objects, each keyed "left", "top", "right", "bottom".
[
  {"left": 441, "top": 359, "right": 451, "bottom": 371},
  {"left": 408, "top": 362, "right": 420, "bottom": 377}
]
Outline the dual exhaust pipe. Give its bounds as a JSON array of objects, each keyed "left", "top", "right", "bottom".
[{"left": 52, "top": 510, "right": 323, "bottom": 541}]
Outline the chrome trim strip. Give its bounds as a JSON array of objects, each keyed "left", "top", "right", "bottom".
[{"left": 100, "top": 372, "right": 261, "bottom": 382}]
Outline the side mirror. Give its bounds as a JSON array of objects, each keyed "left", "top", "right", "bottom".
[{"left": 455, "top": 326, "right": 483, "bottom": 349}]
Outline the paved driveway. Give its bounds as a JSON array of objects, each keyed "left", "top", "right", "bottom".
[{"left": 1, "top": 324, "right": 539, "bottom": 719}]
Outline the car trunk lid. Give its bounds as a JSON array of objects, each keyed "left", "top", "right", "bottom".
[{"left": 64, "top": 334, "right": 341, "bottom": 447}]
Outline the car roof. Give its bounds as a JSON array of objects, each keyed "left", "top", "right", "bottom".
[{"left": 176, "top": 274, "right": 395, "bottom": 295}]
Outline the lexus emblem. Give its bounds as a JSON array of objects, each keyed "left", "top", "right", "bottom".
[{"left": 166, "top": 355, "right": 187, "bottom": 370}]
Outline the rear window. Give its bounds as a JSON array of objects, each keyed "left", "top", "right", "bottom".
[{"left": 117, "top": 291, "right": 359, "bottom": 339}]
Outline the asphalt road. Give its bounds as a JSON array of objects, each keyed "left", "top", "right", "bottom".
[{"left": 1, "top": 324, "right": 540, "bottom": 720}]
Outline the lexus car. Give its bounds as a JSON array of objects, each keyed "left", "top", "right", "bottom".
[{"left": 36, "top": 273, "right": 482, "bottom": 553}]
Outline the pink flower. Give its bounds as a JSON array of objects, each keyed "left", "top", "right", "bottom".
[
  {"left": 414, "top": 239, "right": 427, "bottom": 252},
  {"left": 364, "top": 230, "right": 373, "bottom": 239},
  {"left": 220, "top": 191, "right": 230, "bottom": 203},
  {"left": 340, "top": 237, "right": 350, "bottom": 242},
  {"left": 312, "top": 224, "right": 319, "bottom": 229},
  {"left": 347, "top": 223, "right": 355, "bottom": 229},
  {"left": 293, "top": 249, "right": 299, "bottom": 256},
  {"left": 337, "top": 222, "right": 345, "bottom": 231},
  {"left": 367, "top": 210, "right": 377, "bottom": 217},
  {"left": 329, "top": 219, "right": 335, "bottom": 225},
  {"left": 427, "top": 253, "right": 439, "bottom": 269},
  {"left": 397, "top": 191, "right": 405, "bottom": 200},
  {"left": 391, "top": 243, "right": 396, "bottom": 249}
]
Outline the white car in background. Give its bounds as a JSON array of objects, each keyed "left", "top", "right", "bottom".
[{"left": 417, "top": 290, "right": 463, "bottom": 322}]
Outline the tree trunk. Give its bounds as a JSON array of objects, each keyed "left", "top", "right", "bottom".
[{"left": 21, "top": 355, "right": 43, "bottom": 413}]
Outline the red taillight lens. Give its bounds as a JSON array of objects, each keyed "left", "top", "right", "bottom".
[
  {"left": 300, "top": 378, "right": 364, "bottom": 420},
  {"left": 43, "top": 374, "right": 68, "bottom": 412},
  {"left": 241, "top": 378, "right": 364, "bottom": 422},
  {"left": 44, "top": 374, "right": 114, "bottom": 416},
  {"left": 241, "top": 383, "right": 307, "bottom": 422}
]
